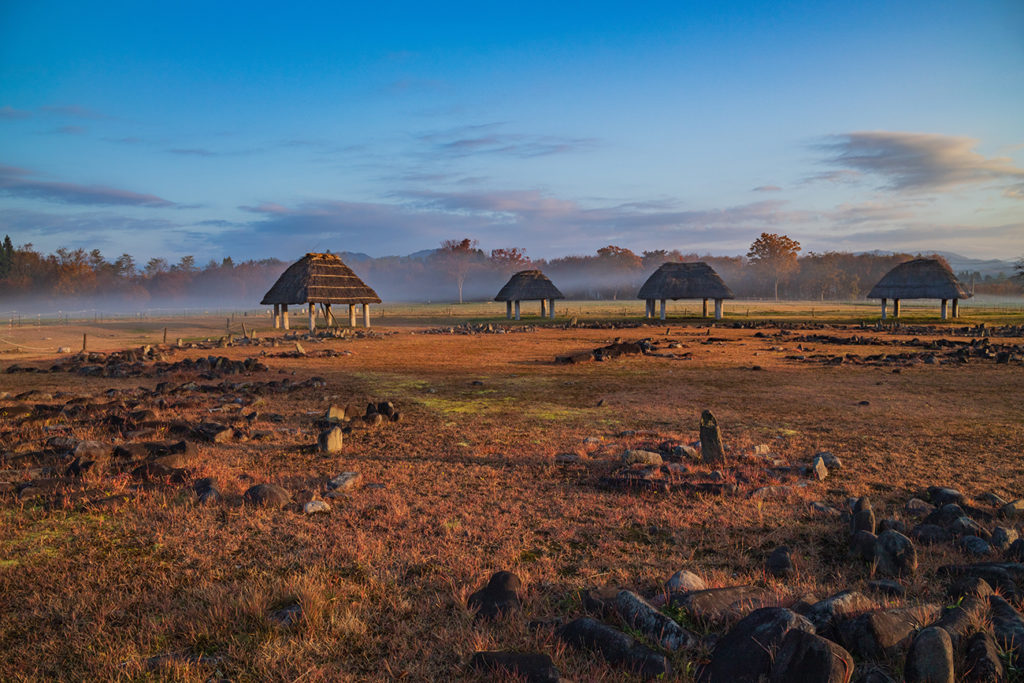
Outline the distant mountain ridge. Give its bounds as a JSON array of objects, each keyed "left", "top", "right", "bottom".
[{"left": 858, "top": 250, "right": 1016, "bottom": 278}]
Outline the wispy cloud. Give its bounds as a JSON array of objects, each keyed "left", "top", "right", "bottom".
[
  {"left": 51, "top": 125, "right": 87, "bottom": 135},
  {"left": 752, "top": 185, "right": 782, "bottom": 192},
  {"left": 818, "top": 131, "right": 1024, "bottom": 197},
  {"left": 0, "top": 164, "right": 174, "bottom": 207},
  {"left": 0, "top": 106, "right": 32, "bottom": 120},
  {"left": 167, "top": 147, "right": 218, "bottom": 157},
  {"left": 40, "top": 104, "right": 108, "bottom": 119},
  {"left": 419, "top": 123, "right": 598, "bottom": 159}
]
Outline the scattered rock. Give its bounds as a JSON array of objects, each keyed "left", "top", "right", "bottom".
[
  {"left": 303, "top": 499, "right": 330, "bottom": 514},
  {"left": 850, "top": 530, "right": 878, "bottom": 562},
  {"left": 992, "top": 526, "right": 1018, "bottom": 549},
  {"left": 615, "top": 589, "right": 699, "bottom": 650},
  {"left": 960, "top": 535, "right": 992, "bottom": 556},
  {"left": 874, "top": 530, "right": 918, "bottom": 577},
  {"left": 326, "top": 471, "right": 361, "bottom": 491},
  {"left": 1000, "top": 498, "right": 1024, "bottom": 519},
  {"left": 867, "top": 580, "right": 905, "bottom": 598},
  {"left": 805, "top": 591, "right": 875, "bottom": 638},
  {"left": 469, "top": 651, "right": 560, "bottom": 683},
  {"left": 904, "top": 627, "right": 954, "bottom": 683},
  {"left": 906, "top": 498, "right": 936, "bottom": 516},
  {"left": 621, "top": 449, "right": 662, "bottom": 466},
  {"left": 666, "top": 569, "right": 706, "bottom": 594},
  {"left": 766, "top": 546, "right": 795, "bottom": 578},
  {"left": 554, "top": 453, "right": 580, "bottom": 464},
  {"left": 243, "top": 483, "right": 292, "bottom": 507},
  {"left": 838, "top": 604, "right": 942, "bottom": 660},
  {"left": 990, "top": 594, "right": 1024, "bottom": 668},
  {"left": 769, "top": 628, "right": 855, "bottom": 683},
  {"left": 669, "top": 585, "right": 770, "bottom": 624},
  {"left": 810, "top": 457, "right": 829, "bottom": 480},
  {"left": 558, "top": 616, "right": 672, "bottom": 679},
  {"left": 318, "top": 426, "right": 344, "bottom": 454},
  {"left": 705, "top": 608, "right": 814, "bottom": 683},
  {"left": 268, "top": 603, "right": 302, "bottom": 628},
  {"left": 928, "top": 487, "right": 964, "bottom": 507},
  {"left": 468, "top": 571, "right": 521, "bottom": 620},
  {"left": 963, "top": 631, "right": 1004, "bottom": 683}
]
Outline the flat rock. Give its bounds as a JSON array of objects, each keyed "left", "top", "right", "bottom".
[
  {"left": 615, "top": 589, "right": 699, "bottom": 651},
  {"left": 906, "top": 498, "right": 935, "bottom": 516},
  {"left": 805, "top": 591, "right": 875, "bottom": 638},
  {"left": 670, "top": 585, "right": 771, "bottom": 624},
  {"left": 469, "top": 651, "right": 560, "bottom": 683},
  {"left": 303, "top": 500, "right": 330, "bottom": 514},
  {"left": 621, "top": 449, "right": 662, "bottom": 466},
  {"left": 558, "top": 616, "right": 671, "bottom": 679},
  {"left": 326, "top": 471, "right": 361, "bottom": 491},
  {"left": 928, "top": 486, "right": 964, "bottom": 507}
]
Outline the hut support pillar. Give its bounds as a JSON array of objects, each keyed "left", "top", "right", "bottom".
[
  {"left": 273, "top": 304, "right": 280, "bottom": 329},
  {"left": 941, "top": 299, "right": 948, "bottom": 320},
  {"left": 549, "top": 299, "right": 555, "bottom": 319},
  {"left": 308, "top": 303, "right": 315, "bottom": 333},
  {"left": 514, "top": 301, "right": 521, "bottom": 321},
  {"left": 714, "top": 299, "right": 723, "bottom": 320},
  {"left": 659, "top": 299, "right": 666, "bottom": 321},
  {"left": 325, "top": 304, "right": 335, "bottom": 327},
  {"left": 363, "top": 304, "right": 370, "bottom": 328},
  {"left": 281, "top": 304, "right": 289, "bottom": 330},
  {"left": 644, "top": 300, "right": 650, "bottom": 318},
  {"left": 349, "top": 304, "right": 356, "bottom": 327},
  {"left": 506, "top": 301, "right": 512, "bottom": 319},
  {"left": 952, "top": 299, "right": 960, "bottom": 318},
  {"left": 893, "top": 299, "right": 901, "bottom": 318},
  {"left": 702, "top": 298, "right": 708, "bottom": 318},
  {"left": 540, "top": 299, "right": 546, "bottom": 317}
]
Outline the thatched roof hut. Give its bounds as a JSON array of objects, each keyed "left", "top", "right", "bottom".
[
  {"left": 637, "top": 262, "right": 734, "bottom": 320},
  {"left": 494, "top": 269, "right": 564, "bottom": 320},
  {"left": 867, "top": 258, "right": 970, "bottom": 319},
  {"left": 261, "top": 253, "right": 380, "bottom": 330}
]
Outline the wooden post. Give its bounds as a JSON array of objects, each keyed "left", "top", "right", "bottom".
[
  {"left": 660, "top": 299, "right": 666, "bottom": 321},
  {"left": 282, "top": 304, "right": 289, "bottom": 330},
  {"left": 714, "top": 299, "right": 723, "bottom": 320},
  {"left": 82, "top": 333, "right": 87, "bottom": 353},
  {"left": 241, "top": 322, "right": 248, "bottom": 338},
  {"left": 226, "top": 317, "right": 230, "bottom": 331},
  {"left": 308, "top": 303, "right": 315, "bottom": 333},
  {"left": 893, "top": 299, "right": 901, "bottom": 318},
  {"left": 540, "top": 299, "right": 546, "bottom": 317},
  {"left": 349, "top": 304, "right": 356, "bottom": 327},
  {"left": 549, "top": 299, "right": 555, "bottom": 318},
  {"left": 506, "top": 301, "right": 512, "bottom": 319},
  {"left": 941, "top": 299, "right": 948, "bottom": 320},
  {"left": 273, "top": 304, "right": 280, "bottom": 329},
  {"left": 362, "top": 303, "right": 370, "bottom": 328},
  {"left": 325, "top": 304, "right": 335, "bottom": 327},
  {"left": 952, "top": 299, "right": 960, "bottom": 318},
  {"left": 881, "top": 298, "right": 887, "bottom": 320},
  {"left": 514, "top": 300, "right": 521, "bottom": 320},
  {"left": 702, "top": 298, "right": 708, "bottom": 317},
  {"left": 163, "top": 327, "right": 168, "bottom": 344}
]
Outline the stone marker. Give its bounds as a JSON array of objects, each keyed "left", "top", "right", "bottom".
[
  {"left": 700, "top": 410, "right": 726, "bottom": 464},
  {"left": 318, "top": 426, "right": 344, "bottom": 454}
]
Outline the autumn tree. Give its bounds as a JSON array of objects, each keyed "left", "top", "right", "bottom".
[
  {"left": 0, "top": 235, "right": 13, "bottom": 278},
  {"left": 435, "top": 238, "right": 484, "bottom": 303},
  {"left": 747, "top": 232, "right": 801, "bottom": 300},
  {"left": 489, "top": 247, "right": 530, "bottom": 273},
  {"left": 1015, "top": 257, "right": 1024, "bottom": 283},
  {"left": 596, "top": 245, "right": 642, "bottom": 299}
]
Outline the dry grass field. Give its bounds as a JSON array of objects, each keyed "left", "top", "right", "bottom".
[{"left": 1, "top": 303, "right": 1023, "bottom": 681}]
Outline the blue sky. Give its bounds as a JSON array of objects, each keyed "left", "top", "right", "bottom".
[{"left": 1, "top": 0, "right": 1022, "bottom": 263}]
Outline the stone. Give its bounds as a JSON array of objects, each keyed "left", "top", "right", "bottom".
[
  {"left": 554, "top": 453, "right": 580, "bottom": 464},
  {"left": 194, "top": 422, "right": 233, "bottom": 443},
  {"left": 815, "top": 451, "right": 842, "bottom": 469},
  {"left": 850, "top": 530, "right": 878, "bottom": 562},
  {"left": 699, "top": 409, "right": 726, "bottom": 465},
  {"left": 303, "top": 500, "right": 330, "bottom": 514},
  {"left": 750, "top": 485, "right": 793, "bottom": 500},
  {"left": 1008, "top": 538, "right": 1024, "bottom": 562},
  {"left": 852, "top": 507, "right": 877, "bottom": 535},
  {"left": 933, "top": 595, "right": 987, "bottom": 648},
  {"left": 326, "top": 471, "right": 361, "bottom": 491},
  {"left": 992, "top": 526, "right": 1019, "bottom": 549},
  {"left": 243, "top": 483, "right": 292, "bottom": 507},
  {"left": 867, "top": 580, "right": 905, "bottom": 598},
  {"left": 581, "top": 587, "right": 619, "bottom": 617},
  {"left": 853, "top": 667, "right": 897, "bottom": 683},
  {"left": 621, "top": 449, "right": 662, "bottom": 466},
  {"left": 805, "top": 591, "right": 875, "bottom": 638},
  {"left": 874, "top": 530, "right": 918, "bottom": 577},
  {"left": 961, "top": 535, "right": 992, "bottom": 556},
  {"left": 947, "top": 576, "right": 993, "bottom": 601},
  {"left": 669, "top": 585, "right": 771, "bottom": 624},
  {"left": 928, "top": 486, "right": 964, "bottom": 507},
  {"left": 268, "top": 603, "right": 302, "bottom": 628},
  {"left": 469, "top": 651, "right": 560, "bottom": 683},
  {"left": 666, "top": 569, "right": 706, "bottom": 593},
  {"left": 912, "top": 523, "right": 953, "bottom": 545},
  {"left": 939, "top": 563, "right": 1021, "bottom": 602},
  {"left": 904, "top": 627, "right": 954, "bottom": 683},
  {"left": 558, "top": 617, "right": 672, "bottom": 679},
  {"left": 810, "top": 457, "right": 829, "bottom": 481},
  {"left": 73, "top": 440, "right": 111, "bottom": 461},
  {"left": 963, "top": 631, "right": 1005, "bottom": 683},
  {"left": 193, "top": 478, "right": 221, "bottom": 505},
  {"left": 925, "top": 503, "right": 968, "bottom": 528},
  {"left": 991, "top": 594, "right": 1024, "bottom": 669},
  {"left": 766, "top": 546, "right": 795, "bottom": 578},
  {"left": 906, "top": 498, "right": 936, "bottom": 516},
  {"left": 878, "top": 518, "right": 907, "bottom": 534},
  {"left": 837, "top": 604, "right": 943, "bottom": 660},
  {"left": 810, "top": 501, "right": 842, "bottom": 516},
  {"left": 952, "top": 516, "right": 990, "bottom": 540},
  {"left": 615, "top": 589, "right": 699, "bottom": 650},
  {"left": 769, "top": 628, "right": 855, "bottom": 683},
  {"left": 467, "top": 571, "right": 521, "bottom": 620},
  {"left": 318, "top": 426, "right": 344, "bottom": 454},
  {"left": 1000, "top": 499, "right": 1024, "bottom": 519},
  {"left": 705, "top": 608, "right": 814, "bottom": 683}
]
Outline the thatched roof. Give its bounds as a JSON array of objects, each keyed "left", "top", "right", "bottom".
[
  {"left": 637, "top": 262, "right": 734, "bottom": 300},
  {"left": 494, "top": 269, "right": 564, "bottom": 301},
  {"left": 260, "top": 253, "right": 381, "bottom": 305},
  {"left": 867, "top": 258, "right": 970, "bottom": 300}
]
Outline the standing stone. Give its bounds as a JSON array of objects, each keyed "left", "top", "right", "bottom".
[
  {"left": 318, "top": 426, "right": 344, "bottom": 454},
  {"left": 467, "top": 571, "right": 521, "bottom": 620},
  {"left": 766, "top": 546, "right": 795, "bottom": 578},
  {"left": 700, "top": 410, "right": 726, "bottom": 465},
  {"left": 852, "top": 500, "right": 877, "bottom": 535},
  {"left": 874, "top": 530, "right": 918, "bottom": 577},
  {"left": 904, "top": 626, "right": 954, "bottom": 683},
  {"left": 769, "top": 629, "right": 855, "bottom": 683}
]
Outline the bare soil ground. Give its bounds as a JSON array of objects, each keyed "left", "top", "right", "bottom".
[{"left": 1, "top": 307, "right": 1023, "bottom": 681}]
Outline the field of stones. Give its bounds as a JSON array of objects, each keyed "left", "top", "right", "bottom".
[{"left": 2, "top": 312, "right": 1024, "bottom": 681}]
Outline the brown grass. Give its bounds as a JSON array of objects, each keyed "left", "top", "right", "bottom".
[{"left": 1, "top": 315, "right": 1023, "bottom": 680}]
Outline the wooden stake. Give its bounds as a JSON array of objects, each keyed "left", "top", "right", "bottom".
[
  {"left": 163, "top": 327, "right": 168, "bottom": 344},
  {"left": 82, "top": 333, "right": 87, "bottom": 353}
]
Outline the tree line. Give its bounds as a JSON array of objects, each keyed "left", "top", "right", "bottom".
[{"left": 0, "top": 234, "right": 1020, "bottom": 309}]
